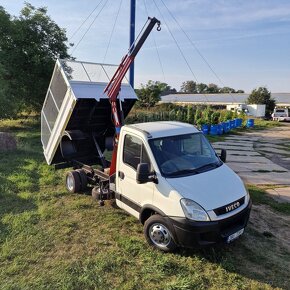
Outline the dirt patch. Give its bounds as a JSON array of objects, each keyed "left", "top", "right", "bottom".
[
  {"left": 0, "top": 132, "right": 17, "bottom": 151},
  {"left": 249, "top": 204, "right": 290, "bottom": 251}
]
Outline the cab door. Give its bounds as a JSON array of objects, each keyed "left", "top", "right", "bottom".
[{"left": 117, "top": 133, "right": 154, "bottom": 218}]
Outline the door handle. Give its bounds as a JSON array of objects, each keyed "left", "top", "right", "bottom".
[{"left": 119, "top": 171, "right": 125, "bottom": 180}]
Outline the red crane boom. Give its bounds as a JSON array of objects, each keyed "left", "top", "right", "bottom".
[{"left": 104, "top": 17, "right": 161, "bottom": 175}]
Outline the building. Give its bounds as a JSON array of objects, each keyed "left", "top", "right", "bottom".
[{"left": 160, "top": 93, "right": 290, "bottom": 107}]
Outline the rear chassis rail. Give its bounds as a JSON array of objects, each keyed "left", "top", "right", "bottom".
[{"left": 65, "top": 159, "right": 115, "bottom": 203}]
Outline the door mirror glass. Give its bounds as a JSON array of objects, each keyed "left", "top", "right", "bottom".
[
  {"left": 136, "top": 163, "right": 154, "bottom": 184},
  {"left": 136, "top": 163, "right": 150, "bottom": 184},
  {"left": 220, "top": 149, "right": 227, "bottom": 163}
]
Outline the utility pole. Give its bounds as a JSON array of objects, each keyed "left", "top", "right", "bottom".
[{"left": 129, "top": 0, "right": 136, "bottom": 88}]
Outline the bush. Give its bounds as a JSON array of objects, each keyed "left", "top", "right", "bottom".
[
  {"left": 127, "top": 104, "right": 240, "bottom": 127},
  {"left": 186, "top": 105, "right": 195, "bottom": 124},
  {"left": 203, "top": 106, "right": 214, "bottom": 124},
  {"left": 195, "top": 118, "right": 205, "bottom": 127},
  {"left": 221, "top": 110, "right": 233, "bottom": 121},
  {"left": 211, "top": 111, "right": 220, "bottom": 124},
  {"left": 194, "top": 107, "right": 203, "bottom": 124}
]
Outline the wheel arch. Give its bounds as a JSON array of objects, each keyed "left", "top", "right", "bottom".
[{"left": 139, "top": 205, "right": 166, "bottom": 225}]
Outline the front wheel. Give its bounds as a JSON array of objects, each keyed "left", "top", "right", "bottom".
[{"left": 144, "top": 215, "right": 177, "bottom": 252}]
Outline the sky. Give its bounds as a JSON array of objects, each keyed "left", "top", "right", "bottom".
[{"left": 1, "top": 0, "right": 290, "bottom": 93}]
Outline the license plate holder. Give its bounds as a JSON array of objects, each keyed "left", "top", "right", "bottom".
[{"left": 227, "top": 228, "right": 244, "bottom": 243}]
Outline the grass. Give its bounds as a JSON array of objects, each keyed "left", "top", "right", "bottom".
[
  {"left": 206, "top": 134, "right": 226, "bottom": 143},
  {"left": 0, "top": 117, "right": 289, "bottom": 289},
  {"left": 250, "top": 119, "right": 281, "bottom": 130},
  {"left": 248, "top": 185, "right": 290, "bottom": 215}
]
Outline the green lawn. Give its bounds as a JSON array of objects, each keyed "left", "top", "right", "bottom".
[{"left": 0, "top": 117, "right": 289, "bottom": 290}]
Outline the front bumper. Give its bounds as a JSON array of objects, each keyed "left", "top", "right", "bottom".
[{"left": 168, "top": 199, "right": 252, "bottom": 248}]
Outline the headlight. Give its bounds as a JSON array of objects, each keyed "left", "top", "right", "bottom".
[{"left": 180, "top": 198, "right": 210, "bottom": 221}]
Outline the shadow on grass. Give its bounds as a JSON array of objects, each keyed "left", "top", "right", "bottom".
[
  {"left": 176, "top": 226, "right": 290, "bottom": 289},
  {"left": 0, "top": 176, "right": 37, "bottom": 243},
  {"left": 0, "top": 127, "right": 42, "bottom": 244}
]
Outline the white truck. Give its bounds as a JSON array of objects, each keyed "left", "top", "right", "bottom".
[
  {"left": 271, "top": 108, "right": 290, "bottom": 122},
  {"left": 41, "top": 17, "right": 251, "bottom": 252},
  {"left": 106, "top": 121, "right": 251, "bottom": 251}
]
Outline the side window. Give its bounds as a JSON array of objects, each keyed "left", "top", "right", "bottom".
[
  {"left": 123, "top": 134, "right": 151, "bottom": 170},
  {"left": 141, "top": 145, "right": 150, "bottom": 165}
]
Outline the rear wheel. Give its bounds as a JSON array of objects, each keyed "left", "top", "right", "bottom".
[
  {"left": 75, "top": 169, "right": 88, "bottom": 191},
  {"left": 65, "top": 171, "right": 81, "bottom": 193},
  {"left": 144, "top": 215, "right": 177, "bottom": 252}
]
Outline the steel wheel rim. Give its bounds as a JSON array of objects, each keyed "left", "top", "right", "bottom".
[
  {"left": 66, "top": 174, "right": 74, "bottom": 191},
  {"left": 149, "top": 223, "right": 171, "bottom": 248}
]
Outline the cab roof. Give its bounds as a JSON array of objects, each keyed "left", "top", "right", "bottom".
[{"left": 125, "top": 121, "right": 200, "bottom": 139}]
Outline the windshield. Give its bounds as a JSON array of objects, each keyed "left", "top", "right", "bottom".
[{"left": 149, "top": 133, "right": 222, "bottom": 177}]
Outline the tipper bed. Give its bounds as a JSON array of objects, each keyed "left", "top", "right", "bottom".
[{"left": 41, "top": 59, "right": 137, "bottom": 168}]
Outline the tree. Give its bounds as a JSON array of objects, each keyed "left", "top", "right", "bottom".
[
  {"left": 135, "top": 80, "right": 164, "bottom": 108},
  {"left": 219, "top": 86, "right": 236, "bottom": 93},
  {"left": 180, "top": 81, "right": 197, "bottom": 93},
  {"left": 207, "top": 83, "right": 219, "bottom": 93},
  {"left": 247, "top": 87, "right": 276, "bottom": 116},
  {"left": 0, "top": 3, "right": 70, "bottom": 117},
  {"left": 196, "top": 83, "right": 208, "bottom": 94},
  {"left": 158, "top": 82, "right": 177, "bottom": 96}
]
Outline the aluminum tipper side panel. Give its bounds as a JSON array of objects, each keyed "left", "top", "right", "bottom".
[{"left": 41, "top": 59, "right": 137, "bottom": 167}]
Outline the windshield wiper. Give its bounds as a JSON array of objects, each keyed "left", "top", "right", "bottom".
[
  {"left": 165, "top": 162, "right": 222, "bottom": 177},
  {"left": 195, "top": 162, "right": 221, "bottom": 173},
  {"left": 166, "top": 168, "right": 198, "bottom": 177}
]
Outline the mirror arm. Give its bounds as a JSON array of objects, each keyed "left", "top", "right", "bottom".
[{"left": 148, "top": 172, "right": 158, "bottom": 184}]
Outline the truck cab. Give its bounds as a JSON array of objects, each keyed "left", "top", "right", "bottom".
[{"left": 115, "top": 121, "right": 251, "bottom": 251}]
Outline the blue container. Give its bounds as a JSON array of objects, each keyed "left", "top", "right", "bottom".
[
  {"left": 201, "top": 124, "right": 209, "bottom": 134},
  {"left": 230, "top": 120, "right": 235, "bottom": 129},
  {"left": 222, "top": 122, "right": 229, "bottom": 133},
  {"left": 223, "top": 121, "right": 231, "bottom": 132},
  {"left": 226, "top": 120, "right": 231, "bottom": 131},
  {"left": 217, "top": 123, "right": 223, "bottom": 135},
  {"left": 235, "top": 118, "right": 242, "bottom": 127},
  {"left": 210, "top": 124, "right": 218, "bottom": 135},
  {"left": 246, "top": 119, "right": 254, "bottom": 128}
]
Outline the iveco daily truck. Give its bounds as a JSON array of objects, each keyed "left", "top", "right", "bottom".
[{"left": 41, "top": 17, "right": 251, "bottom": 252}]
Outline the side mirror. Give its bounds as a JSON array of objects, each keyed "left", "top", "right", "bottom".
[
  {"left": 220, "top": 149, "right": 227, "bottom": 163},
  {"left": 136, "top": 163, "right": 157, "bottom": 184}
]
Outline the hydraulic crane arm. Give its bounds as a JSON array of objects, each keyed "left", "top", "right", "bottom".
[
  {"left": 103, "top": 17, "right": 161, "bottom": 175},
  {"left": 104, "top": 17, "right": 161, "bottom": 101}
]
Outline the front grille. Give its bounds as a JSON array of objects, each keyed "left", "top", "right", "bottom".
[{"left": 214, "top": 197, "right": 245, "bottom": 216}]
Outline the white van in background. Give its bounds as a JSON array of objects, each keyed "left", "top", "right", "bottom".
[{"left": 272, "top": 108, "right": 290, "bottom": 122}]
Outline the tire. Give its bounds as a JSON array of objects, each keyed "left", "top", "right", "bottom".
[
  {"left": 76, "top": 169, "right": 88, "bottom": 191},
  {"left": 65, "top": 171, "right": 81, "bottom": 193},
  {"left": 144, "top": 214, "right": 177, "bottom": 252}
]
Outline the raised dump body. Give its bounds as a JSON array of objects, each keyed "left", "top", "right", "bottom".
[{"left": 41, "top": 59, "right": 137, "bottom": 168}]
